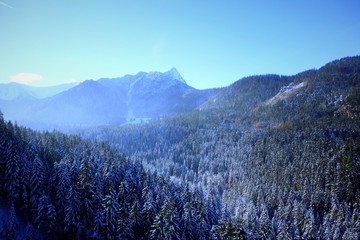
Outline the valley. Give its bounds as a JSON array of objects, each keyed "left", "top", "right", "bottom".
[{"left": 0, "top": 56, "right": 360, "bottom": 239}]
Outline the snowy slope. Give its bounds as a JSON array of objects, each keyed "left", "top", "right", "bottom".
[{"left": 265, "top": 81, "right": 307, "bottom": 106}]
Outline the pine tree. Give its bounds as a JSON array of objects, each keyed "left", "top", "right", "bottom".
[
  {"left": 24, "top": 222, "right": 35, "bottom": 240},
  {"left": 5, "top": 142, "right": 22, "bottom": 206},
  {"left": 321, "top": 214, "right": 333, "bottom": 240},
  {"left": 292, "top": 200, "right": 304, "bottom": 237},
  {"left": 302, "top": 207, "right": 318, "bottom": 239},
  {"left": 78, "top": 156, "right": 95, "bottom": 230},
  {"left": 277, "top": 219, "right": 290, "bottom": 240},
  {"left": 270, "top": 210, "right": 279, "bottom": 239},
  {"left": 34, "top": 194, "right": 57, "bottom": 234},
  {"left": 259, "top": 204, "right": 271, "bottom": 238},
  {"left": 151, "top": 199, "right": 180, "bottom": 240},
  {"left": 64, "top": 185, "right": 82, "bottom": 237},
  {"left": 342, "top": 226, "right": 358, "bottom": 240},
  {"left": 129, "top": 199, "right": 143, "bottom": 239},
  {"left": 93, "top": 208, "right": 105, "bottom": 239},
  {"left": 102, "top": 187, "right": 120, "bottom": 239},
  {"left": 141, "top": 186, "right": 156, "bottom": 235},
  {"left": 6, "top": 204, "right": 18, "bottom": 239},
  {"left": 30, "top": 155, "right": 46, "bottom": 216},
  {"left": 333, "top": 225, "right": 342, "bottom": 239},
  {"left": 54, "top": 162, "right": 71, "bottom": 229},
  {"left": 212, "top": 219, "right": 246, "bottom": 240},
  {"left": 181, "top": 200, "right": 196, "bottom": 239}
]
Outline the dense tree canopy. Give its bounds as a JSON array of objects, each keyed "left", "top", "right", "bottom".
[{"left": 0, "top": 116, "right": 224, "bottom": 239}]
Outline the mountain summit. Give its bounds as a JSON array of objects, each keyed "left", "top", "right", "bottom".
[
  {"left": 165, "top": 67, "right": 186, "bottom": 84},
  {"left": 0, "top": 68, "right": 215, "bottom": 128}
]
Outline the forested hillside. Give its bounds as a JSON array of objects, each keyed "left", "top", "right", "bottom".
[
  {"left": 1, "top": 56, "right": 359, "bottom": 239},
  {"left": 79, "top": 56, "right": 360, "bottom": 239},
  {"left": 0, "top": 113, "right": 233, "bottom": 239}
]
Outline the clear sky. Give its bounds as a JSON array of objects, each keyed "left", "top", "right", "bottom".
[{"left": 1, "top": 0, "right": 360, "bottom": 89}]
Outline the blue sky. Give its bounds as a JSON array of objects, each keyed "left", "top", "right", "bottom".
[{"left": 1, "top": 0, "right": 359, "bottom": 89}]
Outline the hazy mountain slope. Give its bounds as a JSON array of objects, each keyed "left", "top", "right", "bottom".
[
  {"left": 0, "top": 68, "right": 218, "bottom": 129},
  {"left": 0, "top": 96, "right": 39, "bottom": 126},
  {"left": 0, "top": 82, "right": 77, "bottom": 100},
  {"left": 24, "top": 80, "right": 127, "bottom": 126},
  {"left": 0, "top": 82, "right": 79, "bottom": 127}
]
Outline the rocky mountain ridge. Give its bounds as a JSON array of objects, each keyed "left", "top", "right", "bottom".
[{"left": 0, "top": 68, "right": 216, "bottom": 129}]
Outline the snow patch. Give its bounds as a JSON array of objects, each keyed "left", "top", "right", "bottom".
[
  {"left": 266, "top": 81, "right": 306, "bottom": 105},
  {"left": 333, "top": 95, "right": 343, "bottom": 106},
  {"left": 124, "top": 109, "right": 151, "bottom": 125}
]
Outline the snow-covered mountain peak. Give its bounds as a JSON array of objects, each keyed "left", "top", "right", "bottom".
[{"left": 165, "top": 67, "right": 186, "bottom": 84}]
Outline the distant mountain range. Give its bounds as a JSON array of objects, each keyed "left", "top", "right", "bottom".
[
  {"left": 0, "top": 82, "right": 77, "bottom": 100},
  {"left": 1, "top": 57, "right": 359, "bottom": 129},
  {"left": 0, "top": 68, "right": 217, "bottom": 128}
]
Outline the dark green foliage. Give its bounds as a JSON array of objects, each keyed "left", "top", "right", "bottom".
[{"left": 0, "top": 115, "right": 221, "bottom": 239}]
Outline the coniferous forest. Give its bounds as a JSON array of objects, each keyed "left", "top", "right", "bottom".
[{"left": 1, "top": 56, "right": 360, "bottom": 239}]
